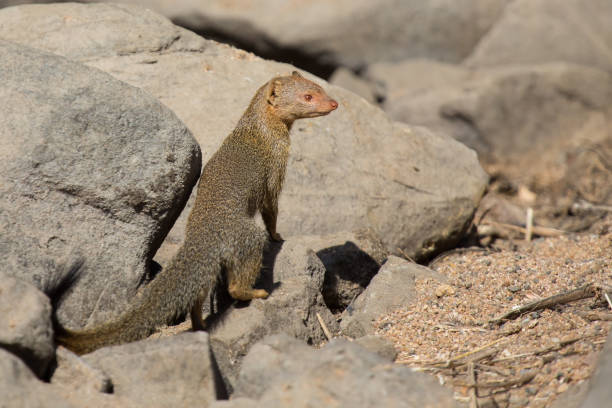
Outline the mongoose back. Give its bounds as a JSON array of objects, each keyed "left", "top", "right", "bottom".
[{"left": 56, "top": 71, "right": 338, "bottom": 354}]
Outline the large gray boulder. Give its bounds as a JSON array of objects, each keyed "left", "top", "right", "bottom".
[
  {"left": 0, "top": 38, "right": 201, "bottom": 328},
  {"left": 370, "top": 60, "right": 612, "bottom": 189},
  {"left": 465, "top": 0, "right": 612, "bottom": 73},
  {"left": 232, "top": 334, "right": 457, "bottom": 407},
  {"left": 0, "top": 2, "right": 488, "bottom": 261},
  {"left": 0, "top": 274, "right": 54, "bottom": 377},
  {"left": 46, "top": 0, "right": 507, "bottom": 71},
  {"left": 81, "top": 332, "right": 219, "bottom": 408}
]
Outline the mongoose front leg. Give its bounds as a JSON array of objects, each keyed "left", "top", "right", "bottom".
[{"left": 262, "top": 202, "right": 283, "bottom": 242}]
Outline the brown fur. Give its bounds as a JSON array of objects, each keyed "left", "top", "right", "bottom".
[{"left": 56, "top": 71, "right": 338, "bottom": 354}]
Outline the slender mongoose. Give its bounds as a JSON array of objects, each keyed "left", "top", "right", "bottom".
[{"left": 56, "top": 71, "right": 338, "bottom": 354}]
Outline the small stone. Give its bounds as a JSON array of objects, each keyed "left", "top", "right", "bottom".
[
  {"left": 435, "top": 284, "right": 455, "bottom": 298},
  {"left": 508, "top": 285, "right": 521, "bottom": 293},
  {"left": 557, "top": 383, "right": 569, "bottom": 393}
]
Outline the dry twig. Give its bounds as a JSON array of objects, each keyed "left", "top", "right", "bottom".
[
  {"left": 316, "top": 312, "right": 332, "bottom": 341},
  {"left": 490, "top": 334, "right": 601, "bottom": 363},
  {"left": 490, "top": 283, "right": 598, "bottom": 325},
  {"left": 397, "top": 247, "right": 416, "bottom": 263},
  {"left": 604, "top": 292, "right": 612, "bottom": 310},
  {"left": 525, "top": 208, "right": 533, "bottom": 242},
  {"left": 480, "top": 221, "right": 565, "bottom": 238},
  {"left": 454, "top": 372, "right": 536, "bottom": 389},
  {"left": 418, "top": 338, "right": 505, "bottom": 368}
]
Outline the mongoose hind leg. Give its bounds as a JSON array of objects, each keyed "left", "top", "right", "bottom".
[
  {"left": 190, "top": 292, "right": 207, "bottom": 331},
  {"left": 227, "top": 252, "right": 269, "bottom": 301}
]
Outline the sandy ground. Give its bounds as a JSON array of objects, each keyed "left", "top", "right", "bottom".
[{"left": 377, "top": 213, "right": 611, "bottom": 408}]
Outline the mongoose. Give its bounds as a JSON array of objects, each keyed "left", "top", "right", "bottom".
[{"left": 56, "top": 71, "right": 338, "bottom": 354}]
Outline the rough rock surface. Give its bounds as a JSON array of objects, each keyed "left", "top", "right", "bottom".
[
  {"left": 233, "top": 334, "right": 457, "bottom": 407},
  {"left": 82, "top": 332, "right": 218, "bottom": 408},
  {"left": 0, "top": 274, "right": 54, "bottom": 377},
  {"left": 354, "top": 334, "right": 398, "bottom": 361},
  {"left": 0, "top": 2, "right": 488, "bottom": 262},
  {"left": 465, "top": 0, "right": 612, "bottom": 73},
  {"left": 581, "top": 329, "right": 612, "bottom": 408},
  {"left": 66, "top": 0, "right": 507, "bottom": 72},
  {"left": 329, "top": 67, "right": 377, "bottom": 103},
  {"left": 0, "top": 37, "right": 201, "bottom": 328},
  {"left": 341, "top": 255, "right": 446, "bottom": 338},
  {"left": 0, "top": 348, "right": 73, "bottom": 408},
  {"left": 289, "top": 231, "right": 388, "bottom": 311},
  {"left": 51, "top": 346, "right": 113, "bottom": 394},
  {"left": 209, "top": 238, "right": 337, "bottom": 392},
  {"left": 370, "top": 60, "right": 612, "bottom": 190}
]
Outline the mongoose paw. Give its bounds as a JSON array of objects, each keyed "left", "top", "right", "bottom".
[
  {"left": 253, "top": 289, "right": 270, "bottom": 299},
  {"left": 270, "top": 232, "right": 284, "bottom": 242}
]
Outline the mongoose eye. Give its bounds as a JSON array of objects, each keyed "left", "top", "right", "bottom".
[{"left": 303, "top": 94, "right": 313, "bottom": 102}]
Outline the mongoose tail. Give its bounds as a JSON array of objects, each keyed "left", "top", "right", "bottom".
[{"left": 56, "top": 247, "right": 215, "bottom": 355}]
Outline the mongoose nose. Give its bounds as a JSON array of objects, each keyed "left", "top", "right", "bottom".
[{"left": 329, "top": 100, "right": 338, "bottom": 110}]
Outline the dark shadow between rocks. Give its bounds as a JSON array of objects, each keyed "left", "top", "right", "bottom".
[
  {"left": 172, "top": 17, "right": 339, "bottom": 80},
  {"left": 317, "top": 241, "right": 382, "bottom": 312}
]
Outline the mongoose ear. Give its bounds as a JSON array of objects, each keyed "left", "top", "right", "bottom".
[
  {"left": 292, "top": 71, "right": 303, "bottom": 78},
  {"left": 266, "top": 79, "right": 282, "bottom": 106}
]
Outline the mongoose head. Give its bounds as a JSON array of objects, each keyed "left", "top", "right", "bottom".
[{"left": 265, "top": 71, "right": 338, "bottom": 123}]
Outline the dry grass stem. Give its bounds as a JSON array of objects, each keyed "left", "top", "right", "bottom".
[
  {"left": 316, "top": 312, "right": 332, "bottom": 341},
  {"left": 490, "top": 283, "right": 599, "bottom": 325}
]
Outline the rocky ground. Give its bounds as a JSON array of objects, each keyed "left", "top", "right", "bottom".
[
  {"left": 0, "top": 1, "right": 611, "bottom": 407},
  {"left": 378, "top": 215, "right": 612, "bottom": 408}
]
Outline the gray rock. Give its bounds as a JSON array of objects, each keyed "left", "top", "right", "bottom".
[
  {"left": 329, "top": 67, "right": 377, "bottom": 103},
  {"left": 209, "top": 238, "right": 337, "bottom": 392},
  {"left": 210, "top": 398, "right": 259, "bottom": 408},
  {"left": 0, "top": 274, "right": 54, "bottom": 377},
  {"left": 465, "top": 0, "right": 612, "bottom": 73},
  {"left": 378, "top": 60, "right": 612, "bottom": 186},
  {"left": 354, "top": 334, "right": 398, "bottom": 361},
  {"left": 234, "top": 334, "right": 457, "bottom": 407},
  {"left": 51, "top": 346, "right": 113, "bottom": 394},
  {"left": 102, "top": 0, "right": 505, "bottom": 70},
  {"left": 276, "top": 231, "right": 388, "bottom": 311},
  {"left": 82, "top": 332, "right": 218, "bottom": 408},
  {"left": 0, "top": 38, "right": 201, "bottom": 328},
  {"left": 341, "top": 256, "right": 446, "bottom": 338},
  {"left": 0, "top": 348, "right": 73, "bottom": 408},
  {"left": 581, "top": 329, "right": 612, "bottom": 408},
  {"left": 1, "top": 341, "right": 143, "bottom": 407},
  {"left": 549, "top": 381, "right": 590, "bottom": 408},
  {"left": 0, "top": 2, "right": 488, "bottom": 262}
]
